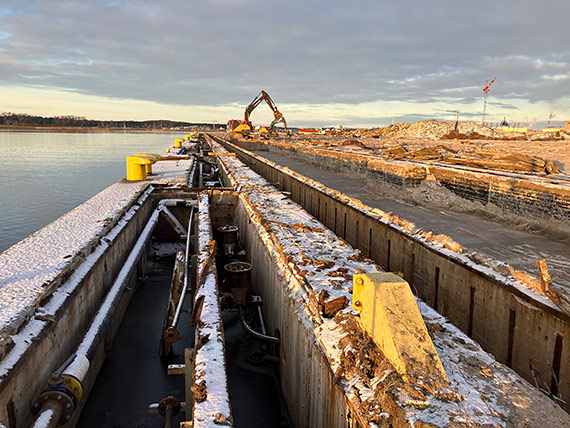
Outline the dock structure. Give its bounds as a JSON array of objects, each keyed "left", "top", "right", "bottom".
[{"left": 1, "top": 134, "right": 570, "bottom": 427}]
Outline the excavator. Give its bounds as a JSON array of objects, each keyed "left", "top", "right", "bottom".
[{"left": 227, "top": 90, "right": 290, "bottom": 136}]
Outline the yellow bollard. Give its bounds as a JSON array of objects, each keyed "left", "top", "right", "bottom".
[
  {"left": 134, "top": 153, "right": 161, "bottom": 175},
  {"left": 126, "top": 156, "right": 152, "bottom": 181},
  {"left": 174, "top": 138, "right": 184, "bottom": 148}
]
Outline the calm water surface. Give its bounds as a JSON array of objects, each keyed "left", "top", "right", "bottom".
[{"left": 0, "top": 130, "right": 181, "bottom": 253}]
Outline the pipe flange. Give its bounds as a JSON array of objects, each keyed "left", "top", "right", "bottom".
[
  {"left": 60, "top": 374, "right": 83, "bottom": 401},
  {"left": 162, "top": 327, "right": 180, "bottom": 344},
  {"left": 158, "top": 396, "right": 181, "bottom": 417},
  {"left": 32, "top": 390, "right": 75, "bottom": 424}
]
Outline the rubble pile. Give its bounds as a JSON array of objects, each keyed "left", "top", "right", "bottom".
[
  {"left": 529, "top": 128, "right": 570, "bottom": 141},
  {"left": 356, "top": 120, "right": 541, "bottom": 140},
  {"left": 379, "top": 144, "right": 560, "bottom": 174},
  {"left": 399, "top": 120, "right": 504, "bottom": 139},
  {"left": 357, "top": 122, "right": 412, "bottom": 137}
]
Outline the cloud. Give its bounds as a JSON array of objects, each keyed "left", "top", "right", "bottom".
[{"left": 0, "top": 0, "right": 568, "bottom": 125}]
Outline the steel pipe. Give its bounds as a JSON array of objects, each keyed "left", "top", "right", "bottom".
[
  {"left": 189, "top": 159, "right": 198, "bottom": 188},
  {"left": 158, "top": 199, "right": 197, "bottom": 207},
  {"left": 239, "top": 307, "right": 280, "bottom": 344},
  {"left": 161, "top": 206, "right": 194, "bottom": 351},
  {"left": 32, "top": 208, "right": 161, "bottom": 426},
  {"left": 171, "top": 207, "right": 194, "bottom": 330},
  {"left": 158, "top": 205, "right": 187, "bottom": 237},
  {"left": 64, "top": 208, "right": 160, "bottom": 378},
  {"left": 31, "top": 400, "right": 65, "bottom": 428},
  {"left": 257, "top": 306, "right": 267, "bottom": 336}
]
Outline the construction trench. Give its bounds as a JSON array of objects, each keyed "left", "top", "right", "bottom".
[{"left": 1, "top": 133, "right": 570, "bottom": 427}]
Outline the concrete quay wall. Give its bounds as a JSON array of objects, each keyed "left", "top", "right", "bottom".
[
  {"left": 252, "top": 138, "right": 570, "bottom": 226},
  {"left": 217, "top": 137, "right": 570, "bottom": 411},
  {"left": 431, "top": 166, "right": 570, "bottom": 223},
  {"left": 232, "top": 200, "right": 352, "bottom": 427},
  {"left": 0, "top": 192, "right": 153, "bottom": 428}
]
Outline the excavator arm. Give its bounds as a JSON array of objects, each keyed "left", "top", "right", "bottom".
[{"left": 244, "top": 90, "right": 290, "bottom": 135}]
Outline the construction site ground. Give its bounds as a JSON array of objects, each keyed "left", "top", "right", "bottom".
[
  {"left": 294, "top": 128, "right": 570, "bottom": 174},
  {"left": 232, "top": 121, "right": 570, "bottom": 306}
]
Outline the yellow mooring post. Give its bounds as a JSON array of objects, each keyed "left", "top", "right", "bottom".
[
  {"left": 352, "top": 272, "right": 448, "bottom": 383},
  {"left": 184, "top": 131, "right": 197, "bottom": 140},
  {"left": 174, "top": 138, "right": 184, "bottom": 148},
  {"left": 134, "top": 153, "right": 161, "bottom": 175},
  {"left": 126, "top": 156, "right": 152, "bottom": 181}
]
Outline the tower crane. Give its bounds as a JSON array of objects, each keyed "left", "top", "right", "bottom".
[{"left": 482, "top": 77, "right": 496, "bottom": 124}]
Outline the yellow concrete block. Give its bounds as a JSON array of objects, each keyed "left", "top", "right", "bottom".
[
  {"left": 495, "top": 126, "right": 528, "bottom": 133},
  {"left": 353, "top": 272, "right": 448, "bottom": 382}
]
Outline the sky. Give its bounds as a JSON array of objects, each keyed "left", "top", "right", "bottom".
[{"left": 0, "top": 1, "right": 569, "bottom": 128}]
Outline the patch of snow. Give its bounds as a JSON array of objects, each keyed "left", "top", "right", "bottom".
[
  {"left": 31, "top": 408, "right": 53, "bottom": 428},
  {"left": 0, "top": 187, "right": 152, "bottom": 381},
  {"left": 0, "top": 182, "right": 149, "bottom": 338},
  {"left": 150, "top": 159, "right": 193, "bottom": 185},
  {"left": 192, "top": 192, "right": 233, "bottom": 428}
]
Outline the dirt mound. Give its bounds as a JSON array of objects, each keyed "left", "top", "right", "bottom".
[
  {"left": 399, "top": 120, "right": 502, "bottom": 139},
  {"left": 357, "top": 123, "right": 412, "bottom": 137},
  {"left": 358, "top": 120, "right": 530, "bottom": 140},
  {"left": 337, "top": 139, "right": 371, "bottom": 149}
]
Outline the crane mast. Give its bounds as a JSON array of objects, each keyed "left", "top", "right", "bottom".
[{"left": 482, "top": 77, "right": 496, "bottom": 124}]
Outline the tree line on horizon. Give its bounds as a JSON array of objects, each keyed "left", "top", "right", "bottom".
[{"left": 0, "top": 112, "right": 214, "bottom": 129}]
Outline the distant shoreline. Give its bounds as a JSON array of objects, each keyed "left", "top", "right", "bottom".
[{"left": 0, "top": 125, "right": 201, "bottom": 131}]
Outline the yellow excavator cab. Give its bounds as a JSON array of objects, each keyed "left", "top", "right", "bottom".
[{"left": 233, "top": 124, "right": 251, "bottom": 133}]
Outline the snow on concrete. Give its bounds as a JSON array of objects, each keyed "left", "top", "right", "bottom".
[
  {"left": 63, "top": 209, "right": 160, "bottom": 381},
  {"left": 0, "top": 181, "right": 149, "bottom": 338},
  {"left": 0, "top": 156, "right": 192, "bottom": 342},
  {"left": 415, "top": 300, "right": 570, "bottom": 427},
  {"left": 0, "top": 186, "right": 153, "bottom": 381},
  {"left": 208, "top": 136, "right": 570, "bottom": 426},
  {"left": 192, "top": 192, "right": 233, "bottom": 428},
  {"left": 150, "top": 159, "right": 193, "bottom": 186}
]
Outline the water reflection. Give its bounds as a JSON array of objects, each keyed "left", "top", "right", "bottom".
[{"left": 0, "top": 130, "right": 180, "bottom": 253}]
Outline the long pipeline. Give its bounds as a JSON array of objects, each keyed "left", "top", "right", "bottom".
[
  {"left": 31, "top": 207, "right": 161, "bottom": 427},
  {"left": 172, "top": 206, "right": 194, "bottom": 329},
  {"left": 162, "top": 206, "right": 194, "bottom": 344},
  {"left": 239, "top": 307, "right": 280, "bottom": 344}
]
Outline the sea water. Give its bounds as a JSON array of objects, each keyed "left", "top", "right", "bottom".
[{"left": 0, "top": 130, "right": 181, "bottom": 253}]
